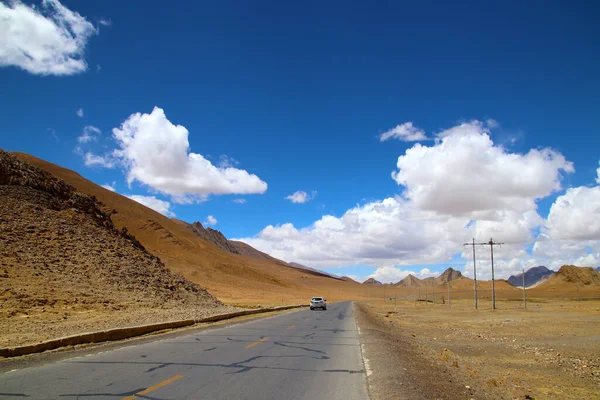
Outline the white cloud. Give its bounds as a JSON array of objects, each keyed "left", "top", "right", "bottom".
[
  {"left": 233, "top": 198, "right": 247, "bottom": 204},
  {"left": 392, "top": 120, "right": 574, "bottom": 216},
  {"left": 543, "top": 186, "right": 600, "bottom": 241},
  {"left": 84, "top": 152, "right": 114, "bottom": 168},
  {"left": 76, "top": 108, "right": 84, "bottom": 118},
  {"left": 285, "top": 190, "right": 316, "bottom": 204},
  {"left": 101, "top": 182, "right": 116, "bottom": 192},
  {"left": 0, "top": 0, "right": 97, "bottom": 75},
  {"left": 102, "top": 107, "right": 267, "bottom": 202},
  {"left": 98, "top": 18, "right": 111, "bottom": 27},
  {"left": 205, "top": 215, "right": 217, "bottom": 226},
  {"left": 596, "top": 161, "right": 600, "bottom": 184},
  {"left": 237, "top": 120, "right": 586, "bottom": 278},
  {"left": 369, "top": 267, "right": 411, "bottom": 283},
  {"left": 126, "top": 195, "right": 174, "bottom": 217},
  {"left": 379, "top": 122, "right": 428, "bottom": 142},
  {"left": 77, "top": 125, "right": 100, "bottom": 143}
]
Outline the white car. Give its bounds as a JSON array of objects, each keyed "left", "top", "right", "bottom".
[{"left": 310, "top": 297, "right": 327, "bottom": 310}]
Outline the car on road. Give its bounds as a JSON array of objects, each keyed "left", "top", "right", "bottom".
[{"left": 310, "top": 297, "right": 327, "bottom": 310}]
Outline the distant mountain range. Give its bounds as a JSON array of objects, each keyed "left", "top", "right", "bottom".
[{"left": 507, "top": 266, "right": 555, "bottom": 288}]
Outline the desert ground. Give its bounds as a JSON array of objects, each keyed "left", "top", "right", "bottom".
[{"left": 357, "top": 297, "right": 600, "bottom": 400}]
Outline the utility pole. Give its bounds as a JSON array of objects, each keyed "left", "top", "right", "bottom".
[
  {"left": 522, "top": 268, "right": 527, "bottom": 309},
  {"left": 464, "top": 238, "right": 487, "bottom": 309},
  {"left": 488, "top": 238, "right": 504, "bottom": 310}
]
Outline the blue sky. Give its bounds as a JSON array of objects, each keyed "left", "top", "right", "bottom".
[{"left": 1, "top": 0, "right": 599, "bottom": 282}]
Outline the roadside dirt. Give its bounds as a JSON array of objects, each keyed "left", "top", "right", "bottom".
[
  {"left": 356, "top": 300, "right": 600, "bottom": 400},
  {"left": 355, "top": 302, "right": 492, "bottom": 400}
]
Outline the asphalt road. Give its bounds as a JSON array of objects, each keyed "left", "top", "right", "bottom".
[{"left": 0, "top": 301, "right": 368, "bottom": 400}]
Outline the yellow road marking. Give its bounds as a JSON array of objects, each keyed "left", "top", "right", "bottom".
[
  {"left": 245, "top": 337, "right": 268, "bottom": 349},
  {"left": 121, "top": 375, "right": 183, "bottom": 400},
  {"left": 287, "top": 324, "right": 295, "bottom": 329}
]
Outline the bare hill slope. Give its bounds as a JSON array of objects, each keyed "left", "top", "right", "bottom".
[{"left": 0, "top": 150, "right": 227, "bottom": 346}]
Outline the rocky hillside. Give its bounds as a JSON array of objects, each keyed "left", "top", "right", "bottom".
[
  {"left": 0, "top": 150, "right": 221, "bottom": 329},
  {"left": 363, "top": 278, "right": 382, "bottom": 285},
  {"left": 508, "top": 266, "right": 555, "bottom": 288},
  {"left": 187, "top": 221, "right": 241, "bottom": 255}
]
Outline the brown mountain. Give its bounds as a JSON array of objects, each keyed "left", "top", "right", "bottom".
[
  {"left": 0, "top": 150, "right": 224, "bottom": 346},
  {"left": 341, "top": 276, "right": 359, "bottom": 284},
  {"left": 363, "top": 278, "right": 382, "bottom": 285},
  {"left": 435, "top": 268, "right": 463, "bottom": 285},
  {"left": 538, "top": 265, "right": 600, "bottom": 288},
  {"left": 11, "top": 151, "right": 362, "bottom": 306},
  {"left": 395, "top": 274, "right": 424, "bottom": 287}
]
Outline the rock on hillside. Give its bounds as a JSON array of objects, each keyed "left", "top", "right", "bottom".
[
  {"left": 395, "top": 274, "right": 424, "bottom": 287},
  {"left": 187, "top": 221, "right": 241, "bottom": 255},
  {"left": 508, "top": 266, "right": 555, "bottom": 288},
  {"left": 363, "top": 278, "right": 382, "bottom": 285},
  {"left": 0, "top": 149, "right": 221, "bottom": 326}
]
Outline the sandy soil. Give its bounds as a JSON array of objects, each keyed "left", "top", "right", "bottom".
[{"left": 356, "top": 299, "right": 600, "bottom": 400}]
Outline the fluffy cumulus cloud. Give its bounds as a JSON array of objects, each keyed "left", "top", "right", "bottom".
[
  {"left": 92, "top": 107, "right": 267, "bottom": 203},
  {"left": 597, "top": 161, "right": 600, "bottom": 184},
  {"left": 76, "top": 108, "right": 84, "bottom": 118},
  {"left": 204, "top": 215, "right": 217, "bottom": 226},
  {"left": 238, "top": 120, "right": 598, "bottom": 277},
  {"left": 543, "top": 186, "right": 600, "bottom": 241},
  {"left": 285, "top": 190, "right": 316, "bottom": 204},
  {"left": 392, "top": 121, "right": 574, "bottom": 216},
  {"left": 0, "top": 0, "right": 97, "bottom": 75},
  {"left": 126, "top": 195, "right": 174, "bottom": 217},
  {"left": 380, "top": 122, "right": 427, "bottom": 142}
]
